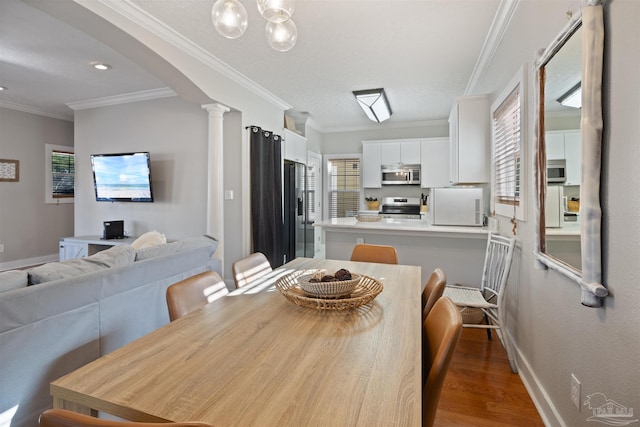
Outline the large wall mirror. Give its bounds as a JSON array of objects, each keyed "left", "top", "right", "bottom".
[{"left": 535, "top": 3, "right": 608, "bottom": 307}]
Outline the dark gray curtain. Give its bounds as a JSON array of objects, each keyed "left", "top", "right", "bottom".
[{"left": 249, "top": 126, "right": 284, "bottom": 267}]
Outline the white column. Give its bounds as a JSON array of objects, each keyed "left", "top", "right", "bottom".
[{"left": 202, "top": 103, "right": 230, "bottom": 273}]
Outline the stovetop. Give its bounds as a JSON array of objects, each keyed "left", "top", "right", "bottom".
[{"left": 380, "top": 197, "right": 421, "bottom": 218}]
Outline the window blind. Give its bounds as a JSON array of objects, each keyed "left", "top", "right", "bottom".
[
  {"left": 327, "top": 158, "right": 360, "bottom": 219},
  {"left": 493, "top": 86, "right": 521, "bottom": 206},
  {"left": 306, "top": 163, "right": 316, "bottom": 222},
  {"left": 52, "top": 150, "right": 75, "bottom": 198}
]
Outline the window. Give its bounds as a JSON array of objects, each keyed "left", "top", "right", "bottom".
[
  {"left": 326, "top": 156, "right": 361, "bottom": 219},
  {"left": 491, "top": 65, "right": 526, "bottom": 222},
  {"left": 46, "top": 144, "right": 75, "bottom": 204}
]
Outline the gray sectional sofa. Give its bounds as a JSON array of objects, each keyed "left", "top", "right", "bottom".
[{"left": 0, "top": 235, "right": 222, "bottom": 427}]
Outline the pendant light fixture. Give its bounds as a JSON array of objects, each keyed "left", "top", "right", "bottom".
[
  {"left": 257, "top": 0, "right": 295, "bottom": 23},
  {"left": 211, "top": 0, "right": 297, "bottom": 51},
  {"left": 211, "top": 0, "right": 248, "bottom": 39},
  {"left": 353, "top": 89, "right": 393, "bottom": 123},
  {"left": 265, "top": 19, "right": 297, "bottom": 52}
]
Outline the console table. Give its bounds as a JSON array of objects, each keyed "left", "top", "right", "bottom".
[{"left": 59, "top": 235, "right": 137, "bottom": 261}]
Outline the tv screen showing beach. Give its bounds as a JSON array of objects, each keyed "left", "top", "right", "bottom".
[{"left": 91, "top": 152, "right": 154, "bottom": 202}]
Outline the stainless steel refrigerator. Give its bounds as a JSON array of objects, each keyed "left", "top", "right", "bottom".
[{"left": 284, "top": 160, "right": 313, "bottom": 262}]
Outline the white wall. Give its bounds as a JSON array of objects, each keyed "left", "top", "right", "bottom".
[
  {"left": 73, "top": 97, "right": 209, "bottom": 240},
  {"left": 0, "top": 108, "right": 74, "bottom": 267},
  {"left": 477, "top": 2, "right": 640, "bottom": 426}
]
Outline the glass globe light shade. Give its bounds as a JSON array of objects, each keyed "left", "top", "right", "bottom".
[
  {"left": 257, "top": 0, "right": 295, "bottom": 23},
  {"left": 212, "top": 0, "right": 248, "bottom": 39},
  {"left": 265, "top": 19, "right": 297, "bottom": 52}
]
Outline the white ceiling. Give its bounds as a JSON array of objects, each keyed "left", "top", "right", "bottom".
[{"left": 0, "top": 0, "right": 579, "bottom": 131}]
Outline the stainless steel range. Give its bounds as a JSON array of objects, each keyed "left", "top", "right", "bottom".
[{"left": 379, "top": 197, "right": 421, "bottom": 219}]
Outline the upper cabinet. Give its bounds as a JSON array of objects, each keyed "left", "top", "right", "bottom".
[
  {"left": 546, "top": 129, "right": 581, "bottom": 185},
  {"left": 449, "top": 95, "right": 490, "bottom": 184},
  {"left": 420, "top": 138, "right": 450, "bottom": 188},
  {"left": 379, "top": 140, "right": 421, "bottom": 165},
  {"left": 282, "top": 129, "right": 307, "bottom": 164},
  {"left": 362, "top": 141, "right": 382, "bottom": 188}
]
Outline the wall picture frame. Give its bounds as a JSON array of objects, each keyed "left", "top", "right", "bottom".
[{"left": 0, "top": 159, "right": 20, "bottom": 182}]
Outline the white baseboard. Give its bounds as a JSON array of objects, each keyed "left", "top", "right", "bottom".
[
  {"left": 0, "top": 253, "right": 58, "bottom": 271},
  {"left": 508, "top": 330, "right": 566, "bottom": 427}
]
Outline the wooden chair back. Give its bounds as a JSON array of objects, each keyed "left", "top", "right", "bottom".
[
  {"left": 422, "top": 268, "right": 447, "bottom": 316},
  {"left": 166, "top": 271, "right": 227, "bottom": 321},
  {"left": 232, "top": 252, "right": 273, "bottom": 289},
  {"left": 350, "top": 243, "right": 398, "bottom": 264},
  {"left": 422, "top": 297, "right": 463, "bottom": 427},
  {"left": 40, "top": 409, "right": 214, "bottom": 427}
]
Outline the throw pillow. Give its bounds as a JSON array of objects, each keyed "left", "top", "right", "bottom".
[
  {"left": 0, "top": 270, "right": 28, "bottom": 293},
  {"left": 130, "top": 231, "right": 167, "bottom": 250}
]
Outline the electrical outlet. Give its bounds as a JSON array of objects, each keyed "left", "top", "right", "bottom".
[
  {"left": 0, "top": 244, "right": 4, "bottom": 253},
  {"left": 571, "top": 373, "right": 581, "bottom": 409},
  {"left": 356, "top": 237, "right": 364, "bottom": 244}
]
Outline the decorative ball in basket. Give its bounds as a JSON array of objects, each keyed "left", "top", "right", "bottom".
[{"left": 298, "top": 270, "right": 360, "bottom": 298}]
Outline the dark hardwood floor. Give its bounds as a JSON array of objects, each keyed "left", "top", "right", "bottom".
[{"left": 434, "top": 328, "right": 545, "bottom": 427}]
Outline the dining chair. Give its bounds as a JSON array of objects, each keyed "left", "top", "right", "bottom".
[
  {"left": 232, "top": 252, "right": 273, "bottom": 289},
  {"left": 349, "top": 243, "right": 398, "bottom": 264},
  {"left": 39, "top": 409, "right": 214, "bottom": 427},
  {"left": 443, "top": 232, "right": 518, "bottom": 373},
  {"left": 422, "top": 297, "right": 463, "bottom": 427},
  {"left": 422, "top": 268, "right": 447, "bottom": 317},
  {"left": 166, "top": 271, "right": 228, "bottom": 321}
]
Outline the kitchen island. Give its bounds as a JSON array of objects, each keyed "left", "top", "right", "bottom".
[{"left": 314, "top": 217, "right": 490, "bottom": 286}]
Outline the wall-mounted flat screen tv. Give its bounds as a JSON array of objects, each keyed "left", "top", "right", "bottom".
[{"left": 90, "top": 152, "right": 154, "bottom": 202}]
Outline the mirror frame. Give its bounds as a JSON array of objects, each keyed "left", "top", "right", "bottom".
[{"left": 534, "top": 2, "right": 608, "bottom": 307}]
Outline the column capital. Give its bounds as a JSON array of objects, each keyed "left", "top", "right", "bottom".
[{"left": 202, "top": 103, "right": 231, "bottom": 117}]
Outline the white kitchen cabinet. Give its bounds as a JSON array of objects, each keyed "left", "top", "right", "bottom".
[
  {"left": 563, "top": 130, "right": 581, "bottom": 185},
  {"left": 545, "top": 130, "right": 581, "bottom": 185},
  {"left": 546, "top": 131, "right": 566, "bottom": 160},
  {"left": 283, "top": 128, "right": 307, "bottom": 164},
  {"left": 420, "top": 138, "right": 450, "bottom": 188},
  {"left": 362, "top": 141, "right": 382, "bottom": 188},
  {"left": 379, "top": 140, "right": 421, "bottom": 165},
  {"left": 449, "top": 95, "right": 490, "bottom": 184}
]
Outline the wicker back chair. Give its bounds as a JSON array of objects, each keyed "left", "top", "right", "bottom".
[{"left": 443, "top": 232, "right": 517, "bottom": 372}]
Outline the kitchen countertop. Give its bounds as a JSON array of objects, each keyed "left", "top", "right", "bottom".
[
  {"left": 546, "top": 222, "right": 581, "bottom": 237},
  {"left": 314, "top": 217, "right": 489, "bottom": 238}
]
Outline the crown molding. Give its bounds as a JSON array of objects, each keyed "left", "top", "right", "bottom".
[
  {"left": 319, "top": 119, "right": 450, "bottom": 134},
  {"left": 465, "top": 0, "right": 521, "bottom": 95},
  {"left": 66, "top": 87, "right": 176, "bottom": 110},
  {"left": 0, "top": 100, "right": 73, "bottom": 122},
  {"left": 94, "top": 0, "right": 291, "bottom": 111}
]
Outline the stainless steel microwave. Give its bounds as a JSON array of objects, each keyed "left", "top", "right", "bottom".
[
  {"left": 381, "top": 164, "right": 421, "bottom": 185},
  {"left": 547, "top": 159, "right": 567, "bottom": 183}
]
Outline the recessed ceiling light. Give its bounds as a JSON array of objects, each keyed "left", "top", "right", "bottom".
[
  {"left": 91, "top": 62, "right": 112, "bottom": 71},
  {"left": 0, "top": 86, "right": 7, "bottom": 91}
]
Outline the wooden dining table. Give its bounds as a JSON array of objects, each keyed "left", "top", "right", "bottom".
[{"left": 50, "top": 257, "right": 422, "bottom": 426}]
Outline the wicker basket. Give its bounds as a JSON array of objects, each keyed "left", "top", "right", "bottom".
[
  {"left": 355, "top": 214, "right": 382, "bottom": 222},
  {"left": 298, "top": 273, "right": 360, "bottom": 298},
  {"left": 276, "top": 272, "right": 383, "bottom": 310},
  {"left": 366, "top": 200, "right": 380, "bottom": 210}
]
